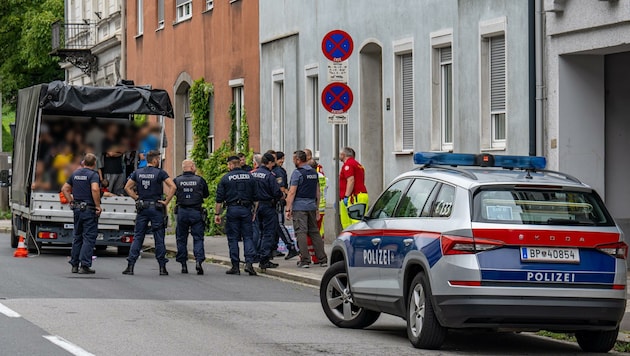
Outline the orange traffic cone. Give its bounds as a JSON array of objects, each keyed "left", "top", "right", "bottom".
[{"left": 13, "top": 236, "right": 28, "bottom": 258}]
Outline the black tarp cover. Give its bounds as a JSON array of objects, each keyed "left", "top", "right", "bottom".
[{"left": 11, "top": 81, "right": 174, "bottom": 205}]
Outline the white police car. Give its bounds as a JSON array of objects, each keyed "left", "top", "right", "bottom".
[{"left": 320, "top": 152, "right": 627, "bottom": 352}]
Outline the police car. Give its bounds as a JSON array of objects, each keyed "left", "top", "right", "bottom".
[{"left": 320, "top": 152, "right": 627, "bottom": 352}]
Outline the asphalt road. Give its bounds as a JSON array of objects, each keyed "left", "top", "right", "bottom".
[{"left": 0, "top": 234, "right": 625, "bottom": 355}]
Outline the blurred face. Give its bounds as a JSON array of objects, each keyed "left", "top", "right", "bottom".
[
  {"left": 339, "top": 151, "right": 347, "bottom": 162},
  {"left": 239, "top": 156, "right": 246, "bottom": 165},
  {"left": 277, "top": 157, "right": 285, "bottom": 167},
  {"left": 292, "top": 155, "right": 299, "bottom": 168}
]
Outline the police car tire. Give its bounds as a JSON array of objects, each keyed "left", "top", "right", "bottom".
[
  {"left": 319, "top": 261, "right": 381, "bottom": 329},
  {"left": 406, "top": 273, "right": 446, "bottom": 350},
  {"left": 575, "top": 328, "right": 618, "bottom": 353}
]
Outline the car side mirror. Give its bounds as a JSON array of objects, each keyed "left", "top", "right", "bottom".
[
  {"left": 347, "top": 203, "right": 366, "bottom": 220},
  {"left": 0, "top": 169, "right": 11, "bottom": 187}
]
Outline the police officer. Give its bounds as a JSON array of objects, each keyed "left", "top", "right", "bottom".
[
  {"left": 122, "top": 150, "right": 176, "bottom": 276},
  {"left": 61, "top": 153, "right": 101, "bottom": 274},
  {"left": 174, "top": 159, "right": 209, "bottom": 275},
  {"left": 214, "top": 155, "right": 258, "bottom": 276},
  {"left": 251, "top": 153, "right": 283, "bottom": 270},
  {"left": 268, "top": 150, "right": 299, "bottom": 260}
]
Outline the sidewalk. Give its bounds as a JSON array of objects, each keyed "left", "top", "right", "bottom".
[{"left": 162, "top": 234, "right": 330, "bottom": 287}]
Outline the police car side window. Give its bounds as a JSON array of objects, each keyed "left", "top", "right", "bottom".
[
  {"left": 369, "top": 179, "right": 410, "bottom": 219},
  {"left": 430, "top": 184, "right": 455, "bottom": 218},
  {"left": 395, "top": 178, "right": 437, "bottom": 218}
]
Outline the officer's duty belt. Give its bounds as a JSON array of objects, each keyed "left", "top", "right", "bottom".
[
  {"left": 179, "top": 205, "right": 202, "bottom": 210},
  {"left": 257, "top": 200, "right": 274, "bottom": 206},
  {"left": 226, "top": 200, "right": 252, "bottom": 207}
]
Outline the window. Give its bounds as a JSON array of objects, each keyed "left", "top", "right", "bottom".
[
  {"left": 369, "top": 179, "right": 410, "bottom": 219},
  {"left": 137, "top": 0, "right": 143, "bottom": 35},
  {"left": 208, "top": 94, "right": 215, "bottom": 154},
  {"left": 184, "top": 89, "right": 192, "bottom": 159},
  {"left": 395, "top": 179, "right": 438, "bottom": 218},
  {"left": 430, "top": 185, "right": 455, "bottom": 218},
  {"left": 157, "top": 0, "right": 164, "bottom": 28},
  {"left": 440, "top": 47, "right": 453, "bottom": 150},
  {"left": 176, "top": 0, "right": 192, "bottom": 22},
  {"left": 306, "top": 74, "right": 320, "bottom": 156},
  {"left": 489, "top": 36, "right": 506, "bottom": 146},
  {"left": 396, "top": 53, "right": 414, "bottom": 151},
  {"left": 272, "top": 81, "right": 285, "bottom": 151},
  {"left": 233, "top": 85, "right": 244, "bottom": 147},
  {"left": 206, "top": 0, "right": 214, "bottom": 11}
]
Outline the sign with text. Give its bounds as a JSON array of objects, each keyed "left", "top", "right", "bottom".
[
  {"left": 327, "top": 113, "right": 348, "bottom": 125},
  {"left": 327, "top": 61, "right": 348, "bottom": 83}
]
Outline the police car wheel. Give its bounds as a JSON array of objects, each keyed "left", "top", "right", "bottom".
[
  {"left": 575, "top": 328, "right": 618, "bottom": 353},
  {"left": 406, "top": 272, "right": 446, "bottom": 349},
  {"left": 320, "top": 261, "right": 380, "bottom": 329}
]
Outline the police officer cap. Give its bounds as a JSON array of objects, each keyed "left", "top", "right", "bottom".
[{"left": 227, "top": 155, "right": 240, "bottom": 163}]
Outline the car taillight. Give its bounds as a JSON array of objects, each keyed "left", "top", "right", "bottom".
[
  {"left": 441, "top": 235, "right": 504, "bottom": 255},
  {"left": 38, "top": 232, "right": 57, "bottom": 239},
  {"left": 596, "top": 242, "right": 628, "bottom": 259},
  {"left": 121, "top": 235, "right": 134, "bottom": 243}
]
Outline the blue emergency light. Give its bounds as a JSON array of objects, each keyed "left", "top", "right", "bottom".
[{"left": 413, "top": 152, "right": 546, "bottom": 170}]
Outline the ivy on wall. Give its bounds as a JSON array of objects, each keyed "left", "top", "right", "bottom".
[{"left": 189, "top": 78, "right": 214, "bottom": 167}]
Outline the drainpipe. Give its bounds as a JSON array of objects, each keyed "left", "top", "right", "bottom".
[
  {"left": 535, "top": 0, "right": 544, "bottom": 156},
  {"left": 120, "top": 0, "right": 126, "bottom": 79},
  {"left": 528, "top": 0, "right": 536, "bottom": 156}
]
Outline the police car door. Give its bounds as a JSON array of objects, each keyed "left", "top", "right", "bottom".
[
  {"left": 349, "top": 179, "right": 412, "bottom": 303},
  {"left": 375, "top": 178, "right": 440, "bottom": 307}
]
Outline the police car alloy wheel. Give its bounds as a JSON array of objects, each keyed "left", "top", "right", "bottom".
[
  {"left": 320, "top": 261, "right": 380, "bottom": 329},
  {"left": 406, "top": 273, "right": 446, "bottom": 349},
  {"left": 575, "top": 328, "right": 619, "bottom": 353}
]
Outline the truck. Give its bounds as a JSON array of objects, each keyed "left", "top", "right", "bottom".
[{"left": 1, "top": 81, "right": 173, "bottom": 254}]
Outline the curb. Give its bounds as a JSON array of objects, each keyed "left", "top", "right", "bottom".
[{"left": 162, "top": 246, "right": 321, "bottom": 287}]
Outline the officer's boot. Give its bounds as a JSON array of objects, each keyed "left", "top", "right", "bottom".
[
  {"left": 159, "top": 265, "right": 168, "bottom": 276},
  {"left": 225, "top": 263, "right": 240, "bottom": 275},
  {"left": 244, "top": 263, "right": 257, "bottom": 276},
  {"left": 196, "top": 261, "right": 204, "bottom": 275},
  {"left": 122, "top": 264, "right": 134, "bottom": 275},
  {"left": 181, "top": 262, "right": 188, "bottom": 274}
]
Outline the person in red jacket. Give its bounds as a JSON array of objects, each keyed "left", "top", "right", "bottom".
[{"left": 339, "top": 147, "right": 368, "bottom": 229}]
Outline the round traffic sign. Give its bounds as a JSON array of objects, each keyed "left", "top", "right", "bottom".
[
  {"left": 321, "top": 30, "right": 354, "bottom": 62},
  {"left": 321, "top": 83, "right": 353, "bottom": 114}
]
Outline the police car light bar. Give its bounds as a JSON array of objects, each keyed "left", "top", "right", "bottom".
[{"left": 413, "top": 152, "right": 546, "bottom": 170}]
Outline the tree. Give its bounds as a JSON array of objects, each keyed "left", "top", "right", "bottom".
[{"left": 0, "top": 0, "right": 65, "bottom": 107}]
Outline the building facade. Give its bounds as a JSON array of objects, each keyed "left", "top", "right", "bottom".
[
  {"left": 59, "top": 0, "right": 123, "bottom": 86},
  {"left": 543, "top": 0, "right": 630, "bottom": 236},
  {"left": 259, "top": 0, "right": 532, "bottom": 237},
  {"left": 126, "top": 0, "right": 260, "bottom": 175}
]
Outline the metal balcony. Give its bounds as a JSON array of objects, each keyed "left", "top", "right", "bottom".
[{"left": 50, "top": 21, "right": 98, "bottom": 76}]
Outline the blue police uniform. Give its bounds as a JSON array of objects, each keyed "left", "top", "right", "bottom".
[
  {"left": 127, "top": 165, "right": 170, "bottom": 266},
  {"left": 272, "top": 164, "right": 297, "bottom": 255},
  {"left": 216, "top": 167, "right": 258, "bottom": 266},
  {"left": 67, "top": 167, "right": 100, "bottom": 269},
  {"left": 174, "top": 171, "right": 209, "bottom": 267},
  {"left": 251, "top": 165, "right": 282, "bottom": 267}
]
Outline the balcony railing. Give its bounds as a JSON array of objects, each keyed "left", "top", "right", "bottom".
[{"left": 51, "top": 21, "right": 96, "bottom": 52}]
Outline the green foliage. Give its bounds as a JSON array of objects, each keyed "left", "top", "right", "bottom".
[
  {"left": 190, "top": 78, "right": 214, "bottom": 167},
  {"left": 133, "top": 114, "right": 147, "bottom": 125},
  {"left": 0, "top": 0, "right": 65, "bottom": 107},
  {"left": 228, "top": 102, "right": 237, "bottom": 151},
  {"left": 237, "top": 108, "right": 250, "bottom": 154},
  {"left": 2, "top": 105, "right": 15, "bottom": 152},
  {"left": 198, "top": 141, "right": 233, "bottom": 235}
]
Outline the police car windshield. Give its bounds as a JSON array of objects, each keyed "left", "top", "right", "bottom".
[{"left": 472, "top": 187, "right": 614, "bottom": 226}]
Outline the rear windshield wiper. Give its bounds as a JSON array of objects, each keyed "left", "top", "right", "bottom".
[{"left": 546, "top": 218, "right": 595, "bottom": 226}]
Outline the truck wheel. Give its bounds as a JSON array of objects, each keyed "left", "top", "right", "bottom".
[
  {"left": 575, "top": 328, "right": 618, "bottom": 352},
  {"left": 117, "top": 246, "right": 130, "bottom": 256},
  {"left": 320, "top": 261, "right": 380, "bottom": 329},
  {"left": 10, "top": 217, "right": 18, "bottom": 248},
  {"left": 407, "top": 272, "right": 447, "bottom": 349}
]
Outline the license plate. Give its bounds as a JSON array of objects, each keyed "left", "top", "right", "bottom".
[
  {"left": 64, "top": 224, "right": 74, "bottom": 229},
  {"left": 520, "top": 247, "right": 580, "bottom": 263},
  {"left": 97, "top": 233, "right": 104, "bottom": 240}
]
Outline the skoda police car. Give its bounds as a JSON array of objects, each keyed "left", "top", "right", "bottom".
[{"left": 320, "top": 152, "right": 627, "bottom": 352}]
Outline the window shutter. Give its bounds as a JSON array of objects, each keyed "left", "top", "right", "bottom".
[
  {"left": 440, "top": 47, "right": 452, "bottom": 63},
  {"left": 401, "top": 53, "right": 414, "bottom": 150},
  {"left": 490, "top": 36, "right": 506, "bottom": 112}
]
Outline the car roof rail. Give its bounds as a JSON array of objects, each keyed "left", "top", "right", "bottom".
[
  {"left": 416, "top": 164, "right": 478, "bottom": 180},
  {"left": 534, "top": 169, "right": 582, "bottom": 184}
]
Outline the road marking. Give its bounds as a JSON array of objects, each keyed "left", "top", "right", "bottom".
[
  {"left": 0, "top": 303, "right": 21, "bottom": 318},
  {"left": 43, "top": 335, "right": 95, "bottom": 356}
]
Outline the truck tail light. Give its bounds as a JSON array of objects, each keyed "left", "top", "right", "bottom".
[
  {"left": 596, "top": 242, "right": 627, "bottom": 259},
  {"left": 121, "top": 235, "right": 134, "bottom": 243},
  {"left": 441, "top": 235, "right": 504, "bottom": 255},
  {"left": 38, "top": 232, "right": 57, "bottom": 239}
]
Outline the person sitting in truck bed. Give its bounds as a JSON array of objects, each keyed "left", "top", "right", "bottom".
[{"left": 31, "top": 161, "right": 52, "bottom": 191}]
